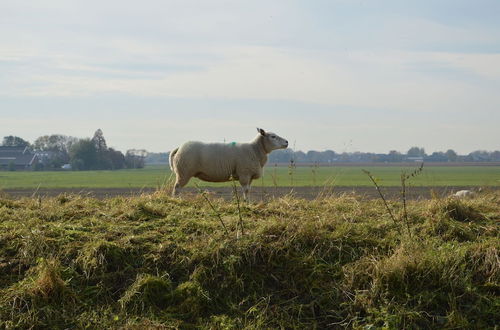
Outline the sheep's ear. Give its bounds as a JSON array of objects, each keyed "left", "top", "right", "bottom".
[{"left": 257, "top": 128, "right": 266, "bottom": 136}]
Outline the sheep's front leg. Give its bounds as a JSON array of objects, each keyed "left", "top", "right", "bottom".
[{"left": 238, "top": 176, "right": 252, "bottom": 202}]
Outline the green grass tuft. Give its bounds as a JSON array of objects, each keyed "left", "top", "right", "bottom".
[{"left": 119, "top": 274, "right": 173, "bottom": 312}]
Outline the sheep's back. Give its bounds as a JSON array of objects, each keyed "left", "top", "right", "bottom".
[{"left": 176, "top": 141, "right": 246, "bottom": 181}]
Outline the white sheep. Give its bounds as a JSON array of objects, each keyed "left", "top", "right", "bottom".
[
  {"left": 169, "top": 128, "right": 288, "bottom": 199},
  {"left": 454, "top": 190, "right": 475, "bottom": 198}
]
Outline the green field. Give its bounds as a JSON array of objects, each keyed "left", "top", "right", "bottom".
[{"left": 0, "top": 165, "right": 499, "bottom": 189}]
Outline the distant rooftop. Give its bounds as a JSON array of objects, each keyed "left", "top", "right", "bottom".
[
  {"left": 0, "top": 146, "right": 29, "bottom": 153},
  {"left": 0, "top": 146, "right": 37, "bottom": 167}
]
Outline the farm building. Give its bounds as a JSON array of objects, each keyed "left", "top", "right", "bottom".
[{"left": 0, "top": 146, "right": 39, "bottom": 170}]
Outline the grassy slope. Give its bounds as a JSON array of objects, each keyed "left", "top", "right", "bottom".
[
  {"left": 1, "top": 165, "right": 499, "bottom": 189},
  {"left": 0, "top": 192, "right": 498, "bottom": 329}
]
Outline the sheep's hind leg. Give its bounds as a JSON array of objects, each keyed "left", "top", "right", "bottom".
[{"left": 172, "top": 175, "right": 190, "bottom": 197}]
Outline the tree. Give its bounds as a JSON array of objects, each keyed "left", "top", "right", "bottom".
[
  {"left": 91, "top": 129, "right": 113, "bottom": 169},
  {"left": 125, "top": 149, "right": 148, "bottom": 169},
  {"left": 322, "top": 150, "right": 336, "bottom": 162},
  {"left": 468, "top": 150, "right": 490, "bottom": 162},
  {"left": 445, "top": 149, "right": 458, "bottom": 162},
  {"left": 108, "top": 148, "right": 126, "bottom": 170},
  {"left": 69, "top": 139, "right": 98, "bottom": 170},
  {"left": 67, "top": 130, "right": 126, "bottom": 170},
  {"left": 268, "top": 149, "right": 295, "bottom": 163},
  {"left": 2, "top": 136, "right": 30, "bottom": 147},
  {"left": 293, "top": 150, "right": 307, "bottom": 163},
  {"left": 92, "top": 129, "right": 108, "bottom": 153},
  {"left": 34, "top": 135, "right": 77, "bottom": 153},
  {"left": 33, "top": 134, "right": 78, "bottom": 168},
  {"left": 407, "top": 147, "right": 426, "bottom": 157},
  {"left": 491, "top": 151, "right": 500, "bottom": 161},
  {"left": 144, "top": 152, "right": 170, "bottom": 164},
  {"left": 388, "top": 150, "right": 403, "bottom": 162},
  {"left": 306, "top": 150, "right": 322, "bottom": 163},
  {"left": 339, "top": 152, "right": 350, "bottom": 162},
  {"left": 427, "top": 151, "right": 447, "bottom": 162}
]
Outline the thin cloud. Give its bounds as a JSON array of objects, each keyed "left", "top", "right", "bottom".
[{"left": 1, "top": 1, "right": 499, "bottom": 153}]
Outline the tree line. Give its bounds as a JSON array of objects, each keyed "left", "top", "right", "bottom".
[
  {"left": 2, "top": 130, "right": 146, "bottom": 171},
  {"left": 3, "top": 132, "right": 500, "bottom": 171},
  {"left": 145, "top": 146, "right": 500, "bottom": 165},
  {"left": 266, "top": 147, "right": 500, "bottom": 163}
]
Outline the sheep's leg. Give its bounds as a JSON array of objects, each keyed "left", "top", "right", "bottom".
[
  {"left": 172, "top": 183, "right": 181, "bottom": 197},
  {"left": 238, "top": 176, "right": 252, "bottom": 202},
  {"left": 172, "top": 175, "right": 190, "bottom": 197}
]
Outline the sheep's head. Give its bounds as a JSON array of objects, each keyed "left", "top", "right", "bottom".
[{"left": 257, "top": 128, "right": 288, "bottom": 152}]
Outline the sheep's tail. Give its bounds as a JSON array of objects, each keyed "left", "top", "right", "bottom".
[{"left": 169, "top": 147, "right": 179, "bottom": 171}]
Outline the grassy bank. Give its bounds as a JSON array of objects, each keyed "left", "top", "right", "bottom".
[
  {"left": 0, "top": 192, "right": 499, "bottom": 328},
  {"left": 1, "top": 165, "right": 499, "bottom": 189}
]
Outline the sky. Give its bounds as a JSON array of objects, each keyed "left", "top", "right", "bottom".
[{"left": 1, "top": 0, "right": 499, "bottom": 154}]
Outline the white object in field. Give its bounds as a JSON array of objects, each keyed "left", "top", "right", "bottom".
[{"left": 454, "top": 190, "right": 475, "bottom": 198}]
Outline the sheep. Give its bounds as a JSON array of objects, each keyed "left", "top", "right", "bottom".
[
  {"left": 169, "top": 128, "right": 288, "bottom": 200},
  {"left": 454, "top": 190, "right": 475, "bottom": 198}
]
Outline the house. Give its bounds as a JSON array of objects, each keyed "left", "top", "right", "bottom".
[{"left": 0, "top": 146, "right": 39, "bottom": 170}]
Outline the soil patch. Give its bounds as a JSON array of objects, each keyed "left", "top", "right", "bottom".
[{"left": 3, "top": 186, "right": 497, "bottom": 200}]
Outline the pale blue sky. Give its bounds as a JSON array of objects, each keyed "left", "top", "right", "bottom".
[{"left": 1, "top": 0, "right": 499, "bottom": 153}]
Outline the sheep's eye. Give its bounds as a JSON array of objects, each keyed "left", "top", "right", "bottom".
[{"left": 271, "top": 135, "right": 276, "bottom": 139}]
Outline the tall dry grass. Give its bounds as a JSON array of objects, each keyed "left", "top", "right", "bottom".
[{"left": 0, "top": 190, "right": 498, "bottom": 328}]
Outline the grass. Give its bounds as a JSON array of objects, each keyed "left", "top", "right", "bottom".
[
  {"left": 1, "top": 164, "right": 499, "bottom": 189},
  {"left": 0, "top": 191, "right": 498, "bottom": 328}
]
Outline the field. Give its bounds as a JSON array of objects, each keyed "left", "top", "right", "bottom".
[
  {"left": 0, "top": 191, "right": 498, "bottom": 328},
  {"left": 1, "top": 164, "right": 499, "bottom": 190}
]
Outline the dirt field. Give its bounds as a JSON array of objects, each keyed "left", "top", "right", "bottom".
[{"left": 3, "top": 186, "right": 498, "bottom": 200}]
